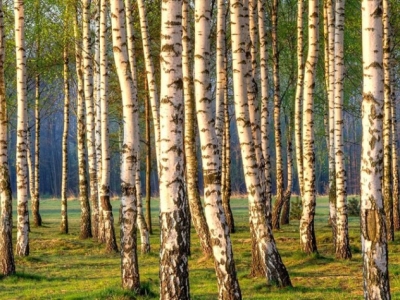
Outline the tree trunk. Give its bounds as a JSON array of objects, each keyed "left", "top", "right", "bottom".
[
  {"left": 392, "top": 79, "right": 400, "bottom": 231},
  {"left": 334, "top": 0, "right": 351, "bottom": 259},
  {"left": 325, "top": 0, "right": 337, "bottom": 248},
  {"left": 382, "top": 0, "right": 394, "bottom": 242},
  {"left": 271, "top": 0, "right": 285, "bottom": 230},
  {"left": 15, "top": 0, "right": 29, "bottom": 256},
  {"left": 0, "top": 0, "right": 15, "bottom": 274},
  {"left": 182, "top": 0, "right": 212, "bottom": 257},
  {"left": 124, "top": 0, "right": 150, "bottom": 257},
  {"left": 299, "top": 0, "right": 319, "bottom": 254},
  {"left": 230, "top": 0, "right": 291, "bottom": 288},
  {"left": 259, "top": 0, "right": 272, "bottom": 207},
  {"left": 159, "top": 1, "right": 190, "bottom": 298},
  {"left": 82, "top": 0, "right": 99, "bottom": 240},
  {"left": 294, "top": 0, "right": 305, "bottom": 198},
  {"left": 74, "top": 6, "right": 91, "bottom": 240},
  {"left": 281, "top": 117, "right": 293, "bottom": 225},
  {"left": 111, "top": 0, "right": 140, "bottom": 290},
  {"left": 144, "top": 78, "right": 152, "bottom": 235},
  {"left": 60, "top": 17, "right": 70, "bottom": 234},
  {"left": 361, "top": 0, "right": 390, "bottom": 297},
  {"left": 218, "top": 0, "right": 235, "bottom": 235}
]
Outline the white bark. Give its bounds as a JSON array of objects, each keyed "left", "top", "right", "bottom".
[
  {"left": 15, "top": 0, "right": 29, "bottom": 257},
  {"left": 110, "top": 0, "right": 139, "bottom": 289},
  {"left": 334, "top": 0, "right": 351, "bottom": 259},
  {"left": 361, "top": 0, "right": 390, "bottom": 298},
  {"left": 300, "top": 0, "right": 319, "bottom": 254},
  {"left": 159, "top": 1, "right": 190, "bottom": 298}
]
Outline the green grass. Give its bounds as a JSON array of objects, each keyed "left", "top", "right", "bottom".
[{"left": 1, "top": 196, "right": 400, "bottom": 299}]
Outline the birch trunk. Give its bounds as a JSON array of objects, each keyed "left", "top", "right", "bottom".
[
  {"left": 111, "top": 0, "right": 140, "bottom": 289},
  {"left": 230, "top": 0, "right": 291, "bottom": 288},
  {"left": 299, "top": 0, "right": 319, "bottom": 254},
  {"left": 334, "top": 0, "right": 351, "bottom": 259},
  {"left": 195, "top": 1, "right": 241, "bottom": 297},
  {"left": 392, "top": 80, "right": 400, "bottom": 231},
  {"left": 159, "top": 1, "right": 190, "bottom": 297},
  {"left": 382, "top": 0, "right": 394, "bottom": 241},
  {"left": 144, "top": 78, "right": 152, "bottom": 234},
  {"left": 93, "top": 0, "right": 103, "bottom": 240},
  {"left": 60, "top": 20, "right": 70, "bottom": 234},
  {"left": 124, "top": 0, "right": 150, "bottom": 255},
  {"left": 137, "top": 0, "right": 160, "bottom": 167},
  {"left": 82, "top": 0, "right": 99, "bottom": 240},
  {"left": 326, "top": 0, "right": 336, "bottom": 246},
  {"left": 294, "top": 0, "right": 305, "bottom": 198},
  {"left": 271, "top": 0, "right": 285, "bottom": 230},
  {"left": 0, "top": 0, "right": 15, "bottom": 274},
  {"left": 281, "top": 117, "right": 293, "bottom": 225},
  {"left": 15, "top": 0, "right": 29, "bottom": 256},
  {"left": 361, "top": 0, "right": 390, "bottom": 297},
  {"left": 259, "top": 0, "right": 271, "bottom": 204},
  {"left": 183, "top": 0, "right": 212, "bottom": 256},
  {"left": 74, "top": 7, "right": 91, "bottom": 240}
]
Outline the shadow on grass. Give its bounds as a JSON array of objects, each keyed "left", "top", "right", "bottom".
[{"left": 1, "top": 271, "right": 65, "bottom": 282}]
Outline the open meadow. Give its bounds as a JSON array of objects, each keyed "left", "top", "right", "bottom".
[{"left": 1, "top": 196, "right": 400, "bottom": 299}]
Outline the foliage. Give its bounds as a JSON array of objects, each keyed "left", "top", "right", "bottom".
[
  {"left": 290, "top": 196, "right": 302, "bottom": 220},
  {"left": 347, "top": 197, "right": 360, "bottom": 217}
]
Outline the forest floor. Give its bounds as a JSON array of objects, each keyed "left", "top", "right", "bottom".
[{"left": 1, "top": 196, "right": 400, "bottom": 299}]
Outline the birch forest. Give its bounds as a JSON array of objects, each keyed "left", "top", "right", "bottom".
[{"left": 1, "top": 0, "right": 400, "bottom": 299}]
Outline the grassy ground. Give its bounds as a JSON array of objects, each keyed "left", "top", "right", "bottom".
[{"left": 1, "top": 196, "right": 400, "bottom": 299}]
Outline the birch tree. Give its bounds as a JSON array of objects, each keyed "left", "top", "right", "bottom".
[
  {"left": 334, "top": 0, "right": 351, "bottom": 258},
  {"left": 159, "top": 0, "right": 190, "bottom": 297},
  {"left": 110, "top": 0, "right": 139, "bottom": 289},
  {"left": 60, "top": 7, "right": 70, "bottom": 234},
  {"left": 82, "top": 0, "right": 99, "bottom": 240},
  {"left": 183, "top": 0, "right": 212, "bottom": 256},
  {"left": 74, "top": 6, "right": 91, "bottom": 239},
  {"left": 382, "top": 0, "right": 394, "bottom": 241},
  {"left": 230, "top": 0, "right": 291, "bottom": 288},
  {"left": 294, "top": 0, "right": 305, "bottom": 198},
  {"left": 361, "top": 0, "right": 390, "bottom": 297},
  {"left": 124, "top": 0, "right": 150, "bottom": 254},
  {"left": 0, "top": 0, "right": 15, "bottom": 274},
  {"left": 300, "top": 0, "right": 319, "bottom": 254},
  {"left": 15, "top": 0, "right": 29, "bottom": 256}
]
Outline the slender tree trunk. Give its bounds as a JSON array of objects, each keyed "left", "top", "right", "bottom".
[
  {"left": 271, "top": 0, "right": 285, "bottom": 230},
  {"left": 182, "top": 0, "right": 212, "bottom": 257},
  {"left": 231, "top": 0, "right": 291, "bottom": 288},
  {"left": 0, "top": 0, "right": 15, "bottom": 274},
  {"left": 325, "top": 0, "right": 337, "bottom": 247},
  {"left": 144, "top": 79, "right": 152, "bottom": 234},
  {"left": 382, "top": 0, "right": 394, "bottom": 242},
  {"left": 159, "top": 1, "right": 190, "bottom": 298},
  {"left": 60, "top": 18, "right": 70, "bottom": 234},
  {"left": 195, "top": 1, "right": 241, "bottom": 297},
  {"left": 334, "top": 0, "right": 351, "bottom": 259},
  {"left": 15, "top": 0, "right": 29, "bottom": 256},
  {"left": 111, "top": 0, "right": 140, "bottom": 289},
  {"left": 82, "top": 0, "right": 99, "bottom": 240},
  {"left": 361, "top": 0, "right": 390, "bottom": 297},
  {"left": 392, "top": 80, "right": 400, "bottom": 231},
  {"left": 137, "top": 0, "right": 160, "bottom": 167},
  {"left": 259, "top": 0, "right": 272, "bottom": 206},
  {"left": 299, "top": 0, "right": 319, "bottom": 254},
  {"left": 93, "top": 0, "right": 103, "bottom": 241},
  {"left": 124, "top": 0, "right": 150, "bottom": 256},
  {"left": 74, "top": 6, "right": 91, "bottom": 240},
  {"left": 281, "top": 117, "right": 293, "bottom": 225},
  {"left": 294, "top": 0, "right": 305, "bottom": 198}
]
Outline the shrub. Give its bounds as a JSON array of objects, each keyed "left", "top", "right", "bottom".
[
  {"left": 348, "top": 197, "right": 360, "bottom": 216},
  {"left": 290, "top": 197, "right": 302, "bottom": 220}
]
